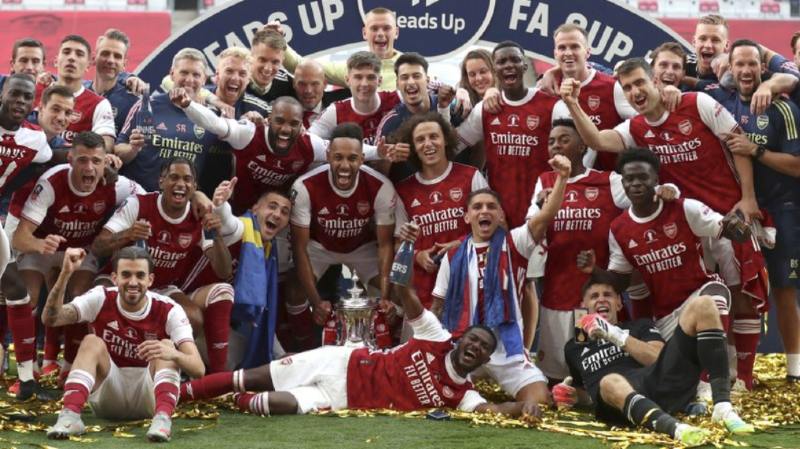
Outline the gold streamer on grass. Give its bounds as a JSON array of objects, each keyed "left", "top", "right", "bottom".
[{"left": 0, "top": 354, "right": 796, "bottom": 447}]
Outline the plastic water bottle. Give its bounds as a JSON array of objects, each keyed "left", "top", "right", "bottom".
[
  {"left": 134, "top": 86, "right": 155, "bottom": 143},
  {"left": 389, "top": 240, "right": 414, "bottom": 286}
]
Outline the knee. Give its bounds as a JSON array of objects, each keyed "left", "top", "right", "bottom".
[
  {"left": 598, "top": 374, "right": 626, "bottom": 401},
  {"left": 206, "top": 283, "right": 234, "bottom": 307},
  {"left": 79, "top": 334, "right": 107, "bottom": 355},
  {"left": 687, "top": 295, "right": 720, "bottom": 319}
]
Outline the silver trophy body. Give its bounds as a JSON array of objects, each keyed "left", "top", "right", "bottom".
[{"left": 335, "top": 271, "right": 378, "bottom": 348}]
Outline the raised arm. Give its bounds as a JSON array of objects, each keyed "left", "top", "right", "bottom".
[
  {"left": 41, "top": 248, "right": 83, "bottom": 327},
  {"left": 560, "top": 78, "right": 626, "bottom": 152},
  {"left": 526, "top": 155, "right": 570, "bottom": 242}
]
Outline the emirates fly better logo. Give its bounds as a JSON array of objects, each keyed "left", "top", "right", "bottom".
[{"left": 358, "top": 0, "right": 496, "bottom": 58}]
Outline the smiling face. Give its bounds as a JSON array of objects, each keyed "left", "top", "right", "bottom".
[
  {"left": 493, "top": 46, "right": 527, "bottom": 93},
  {"left": 346, "top": 65, "right": 381, "bottom": 104},
  {"left": 327, "top": 137, "right": 363, "bottom": 191},
  {"left": 619, "top": 67, "right": 661, "bottom": 116},
  {"left": 251, "top": 43, "right": 283, "bottom": 88},
  {"left": 293, "top": 63, "right": 326, "bottom": 110},
  {"left": 620, "top": 160, "right": 658, "bottom": 208},
  {"left": 69, "top": 144, "right": 106, "bottom": 192},
  {"left": 267, "top": 101, "right": 303, "bottom": 155},
  {"left": 112, "top": 258, "right": 154, "bottom": 309},
  {"left": 652, "top": 51, "right": 685, "bottom": 87},
  {"left": 693, "top": 24, "right": 728, "bottom": 74},
  {"left": 581, "top": 283, "right": 623, "bottom": 324},
  {"left": 56, "top": 40, "right": 90, "bottom": 82},
  {"left": 554, "top": 29, "right": 590, "bottom": 79},
  {"left": 0, "top": 77, "right": 36, "bottom": 126},
  {"left": 466, "top": 192, "right": 503, "bottom": 243},
  {"left": 216, "top": 56, "right": 251, "bottom": 105},
  {"left": 362, "top": 11, "right": 398, "bottom": 60},
  {"left": 11, "top": 45, "right": 44, "bottom": 78},
  {"left": 158, "top": 162, "right": 196, "bottom": 211},
  {"left": 94, "top": 37, "right": 127, "bottom": 82},
  {"left": 253, "top": 192, "right": 291, "bottom": 241},
  {"left": 38, "top": 92, "right": 75, "bottom": 136},
  {"left": 464, "top": 57, "right": 494, "bottom": 98},
  {"left": 397, "top": 63, "right": 428, "bottom": 109},
  {"left": 170, "top": 58, "right": 207, "bottom": 100},
  {"left": 411, "top": 121, "right": 447, "bottom": 170},
  {"left": 453, "top": 327, "right": 495, "bottom": 374},
  {"left": 730, "top": 45, "right": 763, "bottom": 100}
]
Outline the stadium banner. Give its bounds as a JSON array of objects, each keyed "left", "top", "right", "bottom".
[
  {"left": 136, "top": 0, "right": 691, "bottom": 82},
  {"left": 0, "top": 11, "right": 170, "bottom": 80}
]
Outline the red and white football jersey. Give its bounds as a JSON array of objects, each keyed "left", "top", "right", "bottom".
[
  {"left": 309, "top": 91, "right": 400, "bottom": 145},
  {"left": 21, "top": 164, "right": 141, "bottom": 249},
  {"left": 526, "top": 169, "right": 628, "bottom": 310},
  {"left": 72, "top": 285, "right": 194, "bottom": 368},
  {"left": 457, "top": 88, "right": 558, "bottom": 227},
  {"left": 61, "top": 86, "right": 116, "bottom": 143},
  {"left": 103, "top": 192, "right": 212, "bottom": 289},
  {"left": 552, "top": 69, "right": 636, "bottom": 171},
  {"left": 346, "top": 310, "right": 486, "bottom": 411},
  {"left": 609, "top": 198, "right": 723, "bottom": 319},
  {"left": 230, "top": 126, "right": 326, "bottom": 214},
  {"left": 394, "top": 163, "right": 487, "bottom": 309},
  {"left": 614, "top": 92, "right": 740, "bottom": 214},
  {"left": 0, "top": 122, "right": 52, "bottom": 196},
  {"left": 291, "top": 164, "right": 397, "bottom": 253}
]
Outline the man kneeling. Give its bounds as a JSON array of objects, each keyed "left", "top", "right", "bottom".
[
  {"left": 44, "top": 247, "right": 204, "bottom": 442},
  {"left": 181, "top": 262, "right": 542, "bottom": 419},
  {"left": 556, "top": 273, "right": 753, "bottom": 447}
]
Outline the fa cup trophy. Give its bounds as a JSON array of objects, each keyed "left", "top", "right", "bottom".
[{"left": 335, "top": 271, "right": 378, "bottom": 348}]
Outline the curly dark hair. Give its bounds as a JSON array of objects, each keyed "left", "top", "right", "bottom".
[{"left": 396, "top": 112, "right": 458, "bottom": 171}]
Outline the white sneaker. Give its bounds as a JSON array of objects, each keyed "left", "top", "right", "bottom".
[
  {"left": 46, "top": 409, "right": 86, "bottom": 439},
  {"left": 695, "top": 380, "right": 712, "bottom": 403},
  {"left": 146, "top": 412, "right": 172, "bottom": 442},
  {"left": 712, "top": 402, "right": 755, "bottom": 434},
  {"left": 731, "top": 378, "right": 749, "bottom": 399}
]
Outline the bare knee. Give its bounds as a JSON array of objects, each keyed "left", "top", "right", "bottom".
[
  {"left": 599, "top": 374, "right": 631, "bottom": 409},
  {"left": 78, "top": 334, "right": 108, "bottom": 357},
  {"left": 687, "top": 295, "right": 718, "bottom": 319}
]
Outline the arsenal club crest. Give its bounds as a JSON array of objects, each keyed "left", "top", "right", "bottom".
[
  {"left": 526, "top": 115, "right": 539, "bottom": 130},
  {"left": 93, "top": 201, "right": 106, "bottom": 214},
  {"left": 663, "top": 222, "right": 678, "bottom": 239},
  {"left": 678, "top": 119, "right": 693, "bottom": 136},
  {"left": 357, "top": 201, "right": 370, "bottom": 215},
  {"left": 449, "top": 187, "right": 463, "bottom": 202},
  {"left": 193, "top": 125, "right": 205, "bottom": 139},
  {"left": 178, "top": 233, "right": 193, "bottom": 248},
  {"left": 587, "top": 95, "right": 601, "bottom": 111},
  {"left": 585, "top": 187, "right": 599, "bottom": 201},
  {"left": 756, "top": 115, "right": 769, "bottom": 130}
]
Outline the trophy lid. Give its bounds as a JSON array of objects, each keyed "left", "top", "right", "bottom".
[{"left": 338, "top": 271, "right": 376, "bottom": 311}]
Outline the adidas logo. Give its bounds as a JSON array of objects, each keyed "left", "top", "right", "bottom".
[
  {"left": 319, "top": 207, "right": 330, "bottom": 215},
  {"left": 59, "top": 205, "right": 70, "bottom": 213},
  {"left": 256, "top": 154, "right": 267, "bottom": 161},
  {"left": 426, "top": 352, "right": 436, "bottom": 364},
  {"left": 644, "top": 130, "right": 655, "bottom": 138},
  {"left": 581, "top": 347, "right": 590, "bottom": 356},
  {"left": 490, "top": 117, "right": 501, "bottom": 126},
  {"left": 411, "top": 198, "right": 421, "bottom": 207},
  {"left": 108, "top": 320, "right": 119, "bottom": 331},
  {"left": 157, "top": 122, "right": 168, "bottom": 131},
  {"left": 628, "top": 240, "right": 638, "bottom": 248}
]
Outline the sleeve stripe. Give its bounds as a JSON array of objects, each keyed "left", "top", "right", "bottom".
[{"left": 774, "top": 100, "right": 798, "bottom": 140}]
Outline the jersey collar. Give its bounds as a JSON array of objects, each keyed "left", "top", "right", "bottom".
[
  {"left": 444, "top": 349, "right": 469, "bottom": 385},
  {"left": 627, "top": 198, "right": 664, "bottom": 224}
]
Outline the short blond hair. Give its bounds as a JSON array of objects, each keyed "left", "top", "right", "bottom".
[
  {"left": 554, "top": 23, "right": 588, "bottom": 42},
  {"left": 218, "top": 46, "right": 253, "bottom": 66},
  {"left": 697, "top": 14, "right": 728, "bottom": 29}
]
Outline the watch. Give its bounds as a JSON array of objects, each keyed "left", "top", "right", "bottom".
[{"left": 754, "top": 145, "right": 767, "bottom": 159}]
